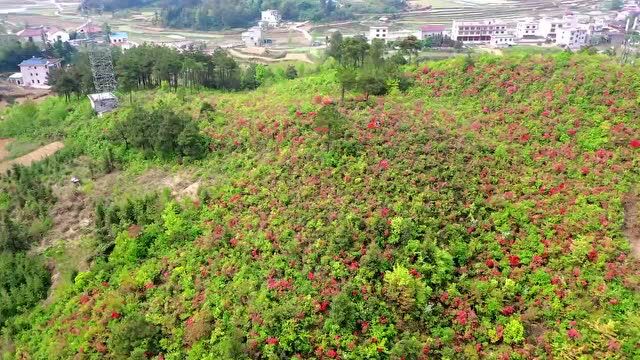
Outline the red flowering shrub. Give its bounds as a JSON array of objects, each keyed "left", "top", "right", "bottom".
[
  {"left": 508, "top": 255, "right": 521, "bottom": 267},
  {"left": 7, "top": 52, "right": 640, "bottom": 360}
]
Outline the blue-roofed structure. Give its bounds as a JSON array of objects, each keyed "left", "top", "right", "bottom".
[
  {"left": 109, "top": 32, "right": 129, "bottom": 47},
  {"left": 18, "top": 57, "right": 49, "bottom": 66},
  {"left": 17, "top": 56, "right": 61, "bottom": 89},
  {"left": 110, "top": 32, "right": 128, "bottom": 39}
]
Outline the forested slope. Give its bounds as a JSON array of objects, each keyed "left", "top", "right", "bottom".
[{"left": 1, "top": 52, "right": 640, "bottom": 359}]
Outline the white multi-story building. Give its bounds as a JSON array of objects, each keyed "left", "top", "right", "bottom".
[
  {"left": 515, "top": 18, "right": 540, "bottom": 38},
  {"left": 538, "top": 17, "right": 564, "bottom": 39},
  {"left": 538, "top": 15, "right": 583, "bottom": 39},
  {"left": 451, "top": 19, "right": 511, "bottom": 43},
  {"left": 18, "top": 57, "right": 61, "bottom": 89},
  {"left": 369, "top": 25, "right": 389, "bottom": 41},
  {"left": 556, "top": 26, "right": 589, "bottom": 48},
  {"left": 260, "top": 10, "right": 281, "bottom": 27}
]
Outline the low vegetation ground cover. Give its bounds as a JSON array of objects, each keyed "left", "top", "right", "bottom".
[{"left": 0, "top": 51, "right": 638, "bottom": 359}]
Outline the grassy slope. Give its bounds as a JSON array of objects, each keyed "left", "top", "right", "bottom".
[{"left": 2, "top": 52, "right": 640, "bottom": 359}]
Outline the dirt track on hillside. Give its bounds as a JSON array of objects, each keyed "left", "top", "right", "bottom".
[
  {"left": 0, "top": 141, "right": 64, "bottom": 173},
  {"left": 228, "top": 48, "right": 314, "bottom": 64},
  {"left": 0, "top": 139, "right": 14, "bottom": 162},
  {"left": 624, "top": 189, "right": 640, "bottom": 259}
]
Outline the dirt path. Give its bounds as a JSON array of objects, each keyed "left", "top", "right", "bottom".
[
  {"left": 623, "top": 189, "right": 640, "bottom": 258},
  {"left": 228, "top": 48, "right": 314, "bottom": 64},
  {"left": 0, "top": 138, "right": 14, "bottom": 162},
  {"left": 0, "top": 141, "right": 64, "bottom": 173}
]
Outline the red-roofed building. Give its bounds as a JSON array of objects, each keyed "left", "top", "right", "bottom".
[
  {"left": 16, "top": 27, "right": 46, "bottom": 44},
  {"left": 417, "top": 25, "right": 447, "bottom": 39},
  {"left": 76, "top": 21, "right": 103, "bottom": 37},
  {"left": 16, "top": 26, "right": 69, "bottom": 45}
]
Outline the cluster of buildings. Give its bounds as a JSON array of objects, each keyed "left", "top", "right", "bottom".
[
  {"left": 12, "top": 21, "right": 132, "bottom": 50},
  {"left": 8, "top": 57, "right": 62, "bottom": 89},
  {"left": 368, "top": 23, "right": 449, "bottom": 43},
  {"left": 366, "top": 9, "right": 637, "bottom": 50},
  {"left": 7, "top": 21, "right": 133, "bottom": 90},
  {"left": 450, "top": 14, "right": 612, "bottom": 48},
  {"left": 241, "top": 10, "right": 281, "bottom": 48}
]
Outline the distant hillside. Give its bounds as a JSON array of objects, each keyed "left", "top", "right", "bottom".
[{"left": 1, "top": 52, "right": 639, "bottom": 359}]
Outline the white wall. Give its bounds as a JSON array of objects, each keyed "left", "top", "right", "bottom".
[{"left": 20, "top": 63, "right": 59, "bottom": 89}]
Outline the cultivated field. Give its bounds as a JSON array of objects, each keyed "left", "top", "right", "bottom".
[
  {"left": 0, "top": 140, "right": 64, "bottom": 173},
  {"left": 0, "top": 0, "right": 610, "bottom": 62}
]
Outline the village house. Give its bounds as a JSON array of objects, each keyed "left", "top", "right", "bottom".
[
  {"left": 515, "top": 18, "right": 540, "bottom": 38},
  {"left": 109, "top": 32, "right": 133, "bottom": 49},
  {"left": 160, "top": 40, "right": 206, "bottom": 53},
  {"left": 76, "top": 21, "right": 103, "bottom": 38},
  {"left": 537, "top": 15, "right": 583, "bottom": 40},
  {"left": 451, "top": 19, "right": 511, "bottom": 43},
  {"left": 368, "top": 25, "right": 389, "bottom": 41},
  {"left": 16, "top": 27, "right": 46, "bottom": 44},
  {"left": 490, "top": 33, "right": 516, "bottom": 47},
  {"left": 555, "top": 26, "right": 589, "bottom": 48},
  {"left": 45, "top": 27, "right": 70, "bottom": 43},
  {"left": 18, "top": 57, "right": 61, "bottom": 89},
  {"left": 8, "top": 73, "right": 23, "bottom": 86},
  {"left": 242, "top": 26, "right": 265, "bottom": 47},
  {"left": 536, "top": 17, "right": 563, "bottom": 39},
  {"left": 259, "top": 10, "right": 282, "bottom": 27},
  {"left": 416, "top": 25, "right": 447, "bottom": 39}
]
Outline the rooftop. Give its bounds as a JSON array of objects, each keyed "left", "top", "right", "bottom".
[
  {"left": 453, "top": 19, "right": 507, "bottom": 26},
  {"left": 16, "top": 27, "right": 44, "bottom": 37},
  {"left": 46, "top": 27, "right": 65, "bottom": 34},
  {"left": 77, "top": 23, "right": 102, "bottom": 34},
  {"left": 9, "top": 73, "right": 22, "bottom": 79},
  {"left": 420, "top": 25, "right": 446, "bottom": 32},
  {"left": 18, "top": 57, "right": 62, "bottom": 66},
  {"left": 88, "top": 92, "right": 117, "bottom": 101},
  {"left": 110, "top": 32, "right": 128, "bottom": 38}
]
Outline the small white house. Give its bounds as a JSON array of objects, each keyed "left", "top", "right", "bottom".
[
  {"left": 416, "top": 25, "right": 447, "bottom": 39},
  {"left": 490, "top": 33, "right": 515, "bottom": 47},
  {"left": 242, "top": 26, "right": 264, "bottom": 47},
  {"left": 45, "top": 27, "right": 70, "bottom": 44},
  {"left": 18, "top": 57, "right": 61, "bottom": 89},
  {"left": 109, "top": 32, "right": 129, "bottom": 47},
  {"left": 260, "top": 10, "right": 281, "bottom": 27},
  {"left": 8, "top": 73, "right": 23, "bottom": 86}
]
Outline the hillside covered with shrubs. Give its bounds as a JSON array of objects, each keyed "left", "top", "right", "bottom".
[{"left": 0, "top": 52, "right": 639, "bottom": 359}]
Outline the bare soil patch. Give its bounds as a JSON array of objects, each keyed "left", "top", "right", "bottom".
[
  {"left": 229, "top": 48, "right": 314, "bottom": 64},
  {"left": 0, "top": 141, "right": 64, "bottom": 173},
  {"left": 623, "top": 189, "right": 640, "bottom": 258},
  {"left": 0, "top": 138, "right": 14, "bottom": 161},
  {"left": 0, "top": 81, "right": 51, "bottom": 109}
]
